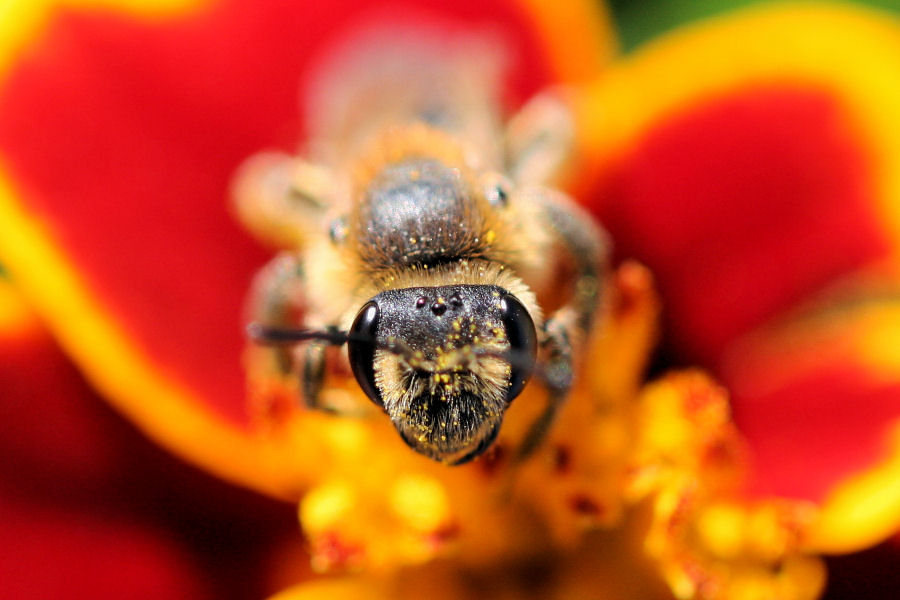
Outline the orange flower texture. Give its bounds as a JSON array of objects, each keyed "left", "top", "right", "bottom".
[{"left": 2, "top": 1, "right": 900, "bottom": 599}]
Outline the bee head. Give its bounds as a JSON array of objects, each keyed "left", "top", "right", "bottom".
[{"left": 348, "top": 285, "right": 537, "bottom": 464}]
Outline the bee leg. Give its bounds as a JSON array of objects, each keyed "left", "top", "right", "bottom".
[
  {"left": 516, "top": 192, "right": 611, "bottom": 460},
  {"left": 247, "top": 254, "right": 343, "bottom": 413},
  {"left": 506, "top": 91, "right": 575, "bottom": 186},
  {"left": 300, "top": 340, "right": 329, "bottom": 411},
  {"left": 231, "top": 152, "right": 334, "bottom": 249},
  {"left": 300, "top": 339, "right": 372, "bottom": 417},
  {"left": 516, "top": 321, "right": 574, "bottom": 460},
  {"left": 246, "top": 253, "right": 307, "bottom": 375}
]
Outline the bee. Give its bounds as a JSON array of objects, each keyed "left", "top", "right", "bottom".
[{"left": 233, "top": 32, "right": 609, "bottom": 465}]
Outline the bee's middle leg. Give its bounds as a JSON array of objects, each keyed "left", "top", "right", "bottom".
[{"left": 514, "top": 193, "right": 610, "bottom": 461}]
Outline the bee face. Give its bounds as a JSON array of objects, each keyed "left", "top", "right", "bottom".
[{"left": 348, "top": 285, "right": 537, "bottom": 464}]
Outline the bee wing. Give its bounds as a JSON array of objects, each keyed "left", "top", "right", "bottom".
[
  {"left": 230, "top": 151, "right": 334, "bottom": 250},
  {"left": 302, "top": 24, "right": 507, "bottom": 169}
]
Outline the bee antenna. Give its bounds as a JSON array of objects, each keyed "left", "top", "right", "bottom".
[
  {"left": 247, "top": 322, "right": 414, "bottom": 355},
  {"left": 247, "top": 323, "right": 351, "bottom": 346},
  {"left": 248, "top": 323, "right": 544, "bottom": 381}
]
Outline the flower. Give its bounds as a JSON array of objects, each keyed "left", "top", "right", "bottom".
[
  {"left": 1, "top": 0, "right": 900, "bottom": 598},
  {"left": 0, "top": 278, "right": 299, "bottom": 598}
]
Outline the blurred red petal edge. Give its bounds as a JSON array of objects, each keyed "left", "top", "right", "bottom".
[
  {"left": 721, "top": 298, "right": 900, "bottom": 552},
  {"left": 0, "top": 280, "right": 304, "bottom": 599},
  {"left": 732, "top": 364, "right": 900, "bottom": 504},
  {"left": 0, "top": 0, "right": 586, "bottom": 491}
]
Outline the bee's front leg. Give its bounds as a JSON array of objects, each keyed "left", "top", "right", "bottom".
[
  {"left": 516, "top": 191, "right": 610, "bottom": 460},
  {"left": 300, "top": 340, "right": 329, "bottom": 411},
  {"left": 246, "top": 253, "right": 338, "bottom": 413},
  {"left": 516, "top": 318, "right": 575, "bottom": 459}
]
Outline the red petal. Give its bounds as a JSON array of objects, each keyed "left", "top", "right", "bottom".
[
  {"left": 0, "top": 496, "right": 214, "bottom": 600},
  {"left": 0, "top": 313, "right": 122, "bottom": 489},
  {"left": 0, "top": 291, "right": 299, "bottom": 598},
  {"left": 0, "top": 0, "right": 555, "bottom": 424},
  {"left": 732, "top": 364, "right": 900, "bottom": 502},
  {"left": 718, "top": 301, "right": 900, "bottom": 551},
  {"left": 596, "top": 86, "right": 888, "bottom": 367}
]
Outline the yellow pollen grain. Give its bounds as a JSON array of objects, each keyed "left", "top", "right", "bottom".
[{"left": 484, "top": 230, "right": 496, "bottom": 244}]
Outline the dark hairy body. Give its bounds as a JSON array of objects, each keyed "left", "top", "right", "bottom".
[{"left": 233, "top": 35, "right": 609, "bottom": 464}]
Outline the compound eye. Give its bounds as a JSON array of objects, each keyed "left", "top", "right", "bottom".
[
  {"left": 348, "top": 301, "right": 382, "bottom": 407},
  {"left": 499, "top": 294, "right": 537, "bottom": 402}
]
